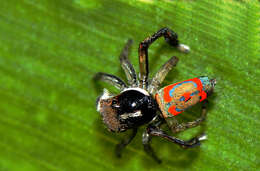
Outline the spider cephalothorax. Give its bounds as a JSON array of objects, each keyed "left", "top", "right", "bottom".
[
  {"left": 97, "top": 88, "right": 157, "bottom": 132},
  {"left": 95, "top": 27, "right": 216, "bottom": 163}
]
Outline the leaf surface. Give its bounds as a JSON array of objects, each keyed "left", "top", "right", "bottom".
[{"left": 0, "top": 0, "right": 259, "bottom": 170}]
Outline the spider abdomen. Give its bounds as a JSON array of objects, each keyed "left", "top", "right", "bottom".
[{"left": 155, "top": 77, "right": 213, "bottom": 118}]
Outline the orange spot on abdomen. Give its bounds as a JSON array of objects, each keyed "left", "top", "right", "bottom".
[
  {"left": 163, "top": 84, "right": 175, "bottom": 103},
  {"left": 168, "top": 105, "right": 181, "bottom": 116}
]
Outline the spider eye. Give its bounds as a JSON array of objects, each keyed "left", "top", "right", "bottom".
[
  {"left": 112, "top": 99, "right": 117, "bottom": 105},
  {"left": 111, "top": 99, "right": 120, "bottom": 108}
]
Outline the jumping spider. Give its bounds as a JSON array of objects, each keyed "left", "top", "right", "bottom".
[{"left": 95, "top": 27, "right": 216, "bottom": 163}]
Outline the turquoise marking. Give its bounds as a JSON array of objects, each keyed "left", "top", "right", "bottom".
[
  {"left": 169, "top": 81, "right": 197, "bottom": 97},
  {"left": 180, "top": 96, "right": 185, "bottom": 101},
  {"left": 199, "top": 76, "right": 210, "bottom": 91},
  {"left": 190, "top": 91, "right": 199, "bottom": 96},
  {"left": 175, "top": 107, "right": 182, "bottom": 112}
]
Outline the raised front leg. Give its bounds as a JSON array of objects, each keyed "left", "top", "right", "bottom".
[
  {"left": 166, "top": 100, "right": 208, "bottom": 133},
  {"left": 115, "top": 128, "right": 138, "bottom": 158},
  {"left": 94, "top": 72, "right": 127, "bottom": 91},
  {"left": 119, "top": 39, "right": 137, "bottom": 86},
  {"left": 138, "top": 27, "right": 190, "bottom": 89},
  {"left": 148, "top": 56, "right": 179, "bottom": 95}
]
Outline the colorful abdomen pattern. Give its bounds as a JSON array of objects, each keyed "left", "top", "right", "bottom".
[{"left": 155, "top": 77, "right": 208, "bottom": 118}]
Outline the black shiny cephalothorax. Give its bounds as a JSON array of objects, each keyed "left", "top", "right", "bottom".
[
  {"left": 115, "top": 90, "right": 157, "bottom": 129},
  {"left": 95, "top": 27, "right": 215, "bottom": 163}
]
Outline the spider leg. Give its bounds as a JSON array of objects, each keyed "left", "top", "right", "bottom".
[
  {"left": 142, "top": 115, "right": 164, "bottom": 163},
  {"left": 147, "top": 125, "right": 206, "bottom": 149},
  {"left": 166, "top": 100, "right": 208, "bottom": 133},
  {"left": 148, "top": 56, "right": 179, "bottom": 95},
  {"left": 115, "top": 128, "right": 138, "bottom": 158},
  {"left": 138, "top": 27, "right": 190, "bottom": 89},
  {"left": 142, "top": 130, "right": 162, "bottom": 163},
  {"left": 94, "top": 72, "right": 127, "bottom": 91},
  {"left": 119, "top": 39, "right": 138, "bottom": 86}
]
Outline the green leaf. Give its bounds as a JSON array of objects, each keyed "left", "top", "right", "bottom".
[{"left": 0, "top": 0, "right": 259, "bottom": 170}]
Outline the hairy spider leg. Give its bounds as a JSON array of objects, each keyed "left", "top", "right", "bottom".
[
  {"left": 148, "top": 56, "right": 179, "bottom": 95},
  {"left": 143, "top": 124, "right": 206, "bottom": 163},
  {"left": 115, "top": 128, "right": 138, "bottom": 158},
  {"left": 147, "top": 125, "right": 206, "bottom": 148},
  {"left": 94, "top": 72, "right": 127, "bottom": 91},
  {"left": 142, "top": 101, "right": 208, "bottom": 164},
  {"left": 138, "top": 27, "right": 188, "bottom": 89},
  {"left": 119, "top": 39, "right": 138, "bottom": 87},
  {"left": 166, "top": 100, "right": 208, "bottom": 133}
]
